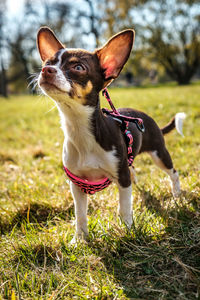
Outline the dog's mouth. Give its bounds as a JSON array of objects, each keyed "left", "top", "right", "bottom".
[{"left": 39, "top": 80, "right": 67, "bottom": 94}]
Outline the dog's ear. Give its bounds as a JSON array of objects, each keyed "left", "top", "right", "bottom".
[
  {"left": 96, "top": 29, "right": 134, "bottom": 82},
  {"left": 37, "top": 27, "right": 64, "bottom": 61}
]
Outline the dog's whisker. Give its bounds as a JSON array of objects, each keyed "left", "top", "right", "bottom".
[
  {"left": 28, "top": 73, "right": 38, "bottom": 79},
  {"left": 28, "top": 79, "right": 37, "bottom": 89},
  {"left": 45, "top": 105, "right": 57, "bottom": 114},
  {"left": 28, "top": 73, "right": 40, "bottom": 93},
  {"left": 28, "top": 73, "right": 39, "bottom": 81}
]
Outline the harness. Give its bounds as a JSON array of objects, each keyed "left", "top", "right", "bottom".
[{"left": 63, "top": 88, "right": 145, "bottom": 195}]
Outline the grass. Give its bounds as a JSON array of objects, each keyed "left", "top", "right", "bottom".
[{"left": 0, "top": 84, "right": 200, "bottom": 299}]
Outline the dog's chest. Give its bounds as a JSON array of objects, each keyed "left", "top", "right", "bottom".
[
  {"left": 58, "top": 103, "right": 119, "bottom": 181},
  {"left": 63, "top": 139, "right": 118, "bottom": 181}
]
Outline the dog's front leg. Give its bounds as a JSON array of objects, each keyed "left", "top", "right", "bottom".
[
  {"left": 118, "top": 184, "right": 133, "bottom": 229},
  {"left": 70, "top": 182, "right": 88, "bottom": 239}
]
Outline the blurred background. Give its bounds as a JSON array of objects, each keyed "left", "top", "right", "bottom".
[{"left": 0, "top": 0, "right": 200, "bottom": 97}]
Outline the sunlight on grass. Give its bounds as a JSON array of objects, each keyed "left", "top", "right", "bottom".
[{"left": 0, "top": 84, "right": 200, "bottom": 299}]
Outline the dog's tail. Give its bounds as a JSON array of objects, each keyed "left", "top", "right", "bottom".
[{"left": 161, "top": 112, "right": 186, "bottom": 136}]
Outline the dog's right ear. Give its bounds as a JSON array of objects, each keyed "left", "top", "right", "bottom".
[{"left": 37, "top": 27, "right": 64, "bottom": 61}]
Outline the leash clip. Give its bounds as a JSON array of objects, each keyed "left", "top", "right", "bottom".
[{"left": 135, "top": 120, "right": 145, "bottom": 133}]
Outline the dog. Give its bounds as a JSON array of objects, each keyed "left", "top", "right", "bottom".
[{"left": 37, "top": 27, "right": 185, "bottom": 239}]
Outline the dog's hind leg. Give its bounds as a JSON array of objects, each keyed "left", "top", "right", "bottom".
[
  {"left": 149, "top": 148, "right": 180, "bottom": 197},
  {"left": 130, "top": 166, "right": 138, "bottom": 184},
  {"left": 70, "top": 182, "right": 89, "bottom": 239}
]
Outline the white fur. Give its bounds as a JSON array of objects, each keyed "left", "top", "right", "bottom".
[
  {"left": 56, "top": 49, "right": 66, "bottom": 67},
  {"left": 166, "top": 169, "right": 180, "bottom": 197},
  {"left": 149, "top": 151, "right": 180, "bottom": 197},
  {"left": 38, "top": 50, "right": 71, "bottom": 97},
  {"left": 175, "top": 112, "right": 186, "bottom": 136},
  {"left": 57, "top": 101, "right": 119, "bottom": 182},
  {"left": 70, "top": 181, "right": 88, "bottom": 237},
  {"left": 118, "top": 184, "right": 133, "bottom": 228}
]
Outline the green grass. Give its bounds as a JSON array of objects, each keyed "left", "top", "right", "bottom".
[{"left": 0, "top": 84, "right": 200, "bottom": 299}]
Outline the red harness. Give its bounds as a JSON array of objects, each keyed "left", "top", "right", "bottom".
[{"left": 63, "top": 88, "right": 144, "bottom": 195}]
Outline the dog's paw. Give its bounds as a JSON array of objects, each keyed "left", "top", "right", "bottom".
[
  {"left": 119, "top": 214, "right": 133, "bottom": 230},
  {"left": 69, "top": 231, "right": 89, "bottom": 246},
  {"left": 172, "top": 188, "right": 181, "bottom": 198},
  {"left": 172, "top": 182, "right": 181, "bottom": 198},
  {"left": 69, "top": 235, "right": 78, "bottom": 246}
]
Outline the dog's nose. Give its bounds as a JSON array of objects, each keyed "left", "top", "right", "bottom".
[{"left": 42, "top": 66, "right": 57, "bottom": 77}]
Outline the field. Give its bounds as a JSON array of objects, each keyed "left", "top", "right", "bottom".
[{"left": 0, "top": 84, "right": 200, "bottom": 299}]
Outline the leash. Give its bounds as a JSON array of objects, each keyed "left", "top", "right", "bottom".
[
  {"left": 102, "top": 88, "right": 145, "bottom": 166},
  {"left": 102, "top": 88, "right": 145, "bottom": 132}
]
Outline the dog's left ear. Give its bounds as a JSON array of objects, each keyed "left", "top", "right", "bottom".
[
  {"left": 96, "top": 29, "right": 134, "bottom": 82},
  {"left": 37, "top": 27, "right": 64, "bottom": 61}
]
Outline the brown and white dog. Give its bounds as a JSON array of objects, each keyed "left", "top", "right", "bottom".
[{"left": 37, "top": 27, "right": 185, "bottom": 239}]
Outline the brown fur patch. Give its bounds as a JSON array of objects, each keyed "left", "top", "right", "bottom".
[{"left": 73, "top": 80, "right": 93, "bottom": 104}]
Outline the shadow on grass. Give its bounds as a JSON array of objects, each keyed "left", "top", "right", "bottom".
[
  {"left": 2, "top": 191, "right": 199, "bottom": 299},
  {"left": 88, "top": 190, "right": 200, "bottom": 299},
  {"left": 141, "top": 188, "right": 200, "bottom": 230},
  {"left": 0, "top": 152, "right": 16, "bottom": 164},
  {"left": 0, "top": 200, "right": 98, "bottom": 235},
  {"left": 0, "top": 202, "right": 75, "bottom": 235},
  {"left": 14, "top": 244, "right": 63, "bottom": 267}
]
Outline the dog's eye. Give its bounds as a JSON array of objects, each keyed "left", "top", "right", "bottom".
[{"left": 74, "top": 65, "right": 84, "bottom": 71}]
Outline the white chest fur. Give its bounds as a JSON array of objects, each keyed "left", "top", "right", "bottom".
[{"left": 57, "top": 101, "right": 119, "bottom": 182}]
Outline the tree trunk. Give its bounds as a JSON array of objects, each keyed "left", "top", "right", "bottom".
[{"left": 0, "top": 58, "right": 8, "bottom": 98}]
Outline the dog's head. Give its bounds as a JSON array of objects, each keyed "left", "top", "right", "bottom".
[{"left": 37, "top": 27, "right": 134, "bottom": 106}]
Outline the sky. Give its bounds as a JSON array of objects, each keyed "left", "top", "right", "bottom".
[
  {"left": 7, "top": 0, "right": 25, "bottom": 17},
  {"left": 6, "top": 0, "right": 95, "bottom": 50}
]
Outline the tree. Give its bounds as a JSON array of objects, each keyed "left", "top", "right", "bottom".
[
  {"left": 7, "top": 29, "right": 32, "bottom": 93},
  {"left": 141, "top": 0, "right": 200, "bottom": 84},
  {"left": 6, "top": 0, "right": 74, "bottom": 93},
  {"left": 0, "top": 0, "right": 8, "bottom": 97},
  {"left": 95, "top": 0, "right": 200, "bottom": 85}
]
